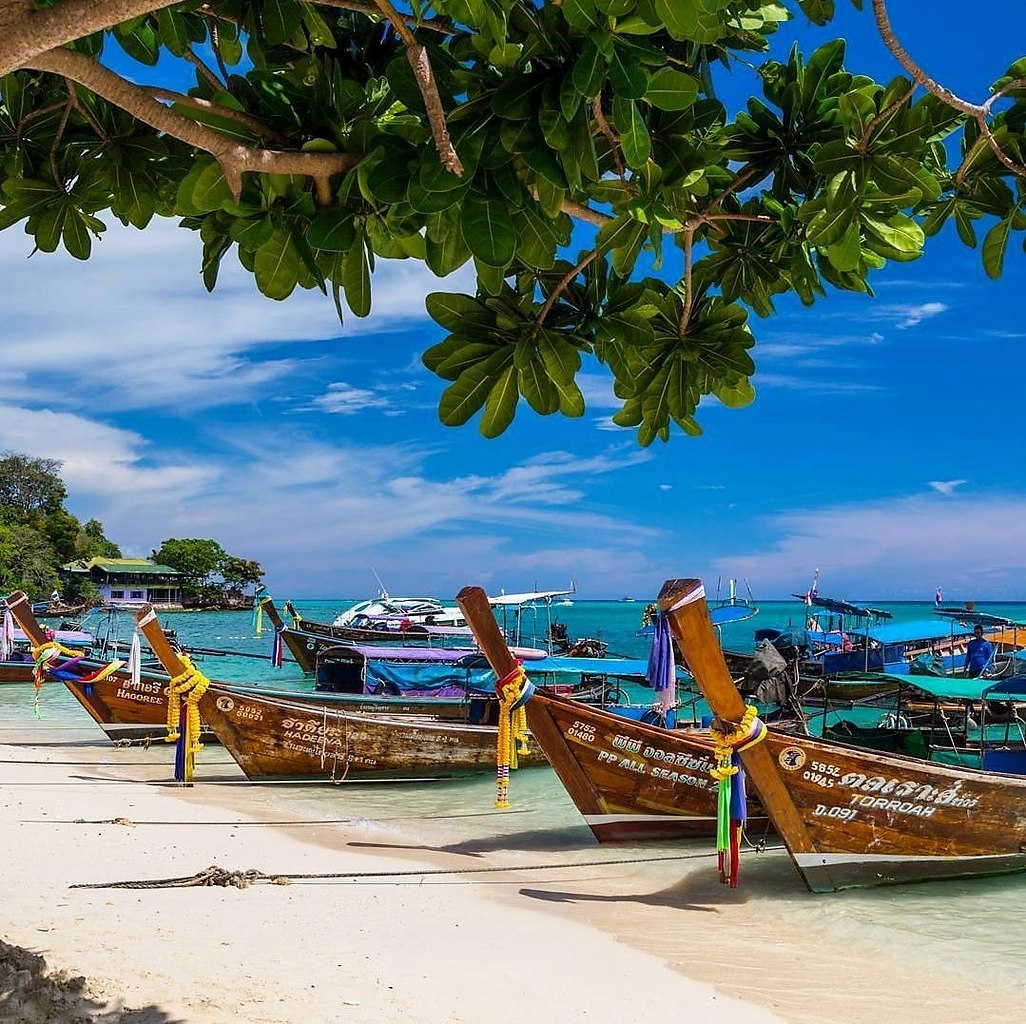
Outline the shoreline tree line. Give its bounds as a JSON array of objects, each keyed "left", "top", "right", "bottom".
[{"left": 0, "top": 451, "right": 264, "bottom": 608}]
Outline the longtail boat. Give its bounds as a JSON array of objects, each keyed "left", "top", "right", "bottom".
[
  {"left": 4, "top": 592, "right": 509, "bottom": 742},
  {"left": 658, "top": 577, "right": 1026, "bottom": 892},
  {"left": 135, "top": 606, "right": 547, "bottom": 782},
  {"left": 460, "top": 582, "right": 1026, "bottom": 891},
  {"left": 455, "top": 586, "right": 767, "bottom": 842}
]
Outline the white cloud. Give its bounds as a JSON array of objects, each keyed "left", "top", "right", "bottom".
[
  {"left": 716, "top": 492, "right": 1026, "bottom": 598},
  {"left": 929, "top": 479, "right": 967, "bottom": 496},
  {"left": 0, "top": 402, "right": 662, "bottom": 594},
  {"left": 0, "top": 219, "right": 475, "bottom": 412},
  {"left": 0, "top": 405, "right": 214, "bottom": 516},
  {"left": 311, "top": 382, "right": 393, "bottom": 415},
  {"left": 875, "top": 302, "right": 948, "bottom": 329},
  {"left": 659, "top": 484, "right": 673, "bottom": 491},
  {"left": 757, "top": 373, "right": 882, "bottom": 394}
]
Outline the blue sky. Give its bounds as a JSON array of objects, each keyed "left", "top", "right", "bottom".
[{"left": 2, "top": 2, "right": 1025, "bottom": 600}]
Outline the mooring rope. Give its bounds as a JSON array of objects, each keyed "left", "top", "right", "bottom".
[{"left": 70, "top": 849, "right": 786, "bottom": 890}]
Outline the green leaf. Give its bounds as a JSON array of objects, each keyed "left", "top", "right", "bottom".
[
  {"left": 644, "top": 68, "right": 699, "bottom": 111},
  {"left": 343, "top": 237, "right": 371, "bottom": 316},
  {"left": 518, "top": 355, "right": 560, "bottom": 415},
  {"left": 61, "top": 207, "right": 92, "bottom": 260},
  {"left": 307, "top": 209, "right": 356, "bottom": 252},
  {"left": 190, "top": 161, "right": 233, "bottom": 214},
  {"left": 571, "top": 44, "right": 604, "bottom": 98},
  {"left": 426, "top": 211, "right": 473, "bottom": 276},
  {"left": 480, "top": 365, "right": 519, "bottom": 436},
  {"left": 611, "top": 98, "right": 650, "bottom": 167},
  {"left": 982, "top": 216, "right": 1012, "bottom": 280},
  {"left": 254, "top": 228, "right": 301, "bottom": 300},
  {"left": 426, "top": 292, "right": 492, "bottom": 332},
  {"left": 826, "top": 219, "right": 861, "bottom": 272},
  {"left": 460, "top": 195, "right": 516, "bottom": 268},
  {"left": 862, "top": 212, "right": 924, "bottom": 255},
  {"left": 798, "top": 0, "right": 835, "bottom": 25},
  {"left": 439, "top": 350, "right": 514, "bottom": 426},
  {"left": 262, "top": 0, "right": 304, "bottom": 45},
  {"left": 366, "top": 153, "right": 413, "bottom": 204},
  {"left": 608, "top": 45, "right": 649, "bottom": 100}
]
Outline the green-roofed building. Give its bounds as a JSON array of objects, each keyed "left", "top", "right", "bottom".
[{"left": 60, "top": 557, "right": 183, "bottom": 608}]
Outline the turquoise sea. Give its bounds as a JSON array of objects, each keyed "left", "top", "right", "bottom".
[{"left": 4, "top": 597, "right": 1026, "bottom": 1009}]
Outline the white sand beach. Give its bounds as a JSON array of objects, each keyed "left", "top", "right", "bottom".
[{"left": 0, "top": 739, "right": 1023, "bottom": 1023}]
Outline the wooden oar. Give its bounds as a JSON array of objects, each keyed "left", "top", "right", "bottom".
[
  {"left": 658, "top": 578, "right": 817, "bottom": 865},
  {"left": 258, "top": 594, "right": 316, "bottom": 673}
]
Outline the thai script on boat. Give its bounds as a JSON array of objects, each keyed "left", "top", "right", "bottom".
[
  {"left": 642, "top": 745, "right": 713, "bottom": 772},
  {"left": 281, "top": 739, "right": 377, "bottom": 766},
  {"left": 838, "top": 772, "right": 978, "bottom": 810}
]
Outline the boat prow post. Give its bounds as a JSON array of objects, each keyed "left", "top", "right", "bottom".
[{"left": 658, "top": 576, "right": 821, "bottom": 889}]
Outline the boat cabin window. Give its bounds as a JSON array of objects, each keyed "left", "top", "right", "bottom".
[
  {"left": 110, "top": 590, "right": 124, "bottom": 599},
  {"left": 130, "top": 591, "right": 143, "bottom": 599}
]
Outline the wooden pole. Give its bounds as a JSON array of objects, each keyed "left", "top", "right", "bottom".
[
  {"left": 456, "top": 586, "right": 518, "bottom": 680},
  {"left": 4, "top": 591, "right": 50, "bottom": 647},
  {"left": 657, "top": 578, "right": 819, "bottom": 867},
  {"left": 259, "top": 594, "right": 316, "bottom": 674}
]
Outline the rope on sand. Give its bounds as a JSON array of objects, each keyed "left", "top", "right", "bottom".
[{"left": 70, "top": 849, "right": 785, "bottom": 890}]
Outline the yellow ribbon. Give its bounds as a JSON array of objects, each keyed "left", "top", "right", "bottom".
[
  {"left": 165, "top": 654, "right": 211, "bottom": 776},
  {"left": 494, "top": 665, "right": 531, "bottom": 809}
]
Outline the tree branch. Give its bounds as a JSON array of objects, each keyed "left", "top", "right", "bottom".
[
  {"left": 314, "top": 0, "right": 458, "bottom": 33},
  {"left": 0, "top": 0, "right": 181, "bottom": 78},
  {"left": 677, "top": 222, "right": 697, "bottom": 340},
  {"left": 858, "top": 83, "right": 916, "bottom": 156},
  {"left": 871, "top": 0, "right": 979, "bottom": 116},
  {"left": 592, "top": 93, "right": 625, "bottom": 182},
  {"left": 182, "top": 46, "right": 225, "bottom": 92},
  {"left": 535, "top": 249, "right": 600, "bottom": 332},
  {"left": 872, "top": 0, "right": 1026, "bottom": 179},
  {"left": 142, "top": 87, "right": 291, "bottom": 144},
  {"left": 559, "top": 197, "right": 613, "bottom": 228},
  {"left": 28, "top": 48, "right": 361, "bottom": 201},
  {"left": 365, "top": 0, "right": 462, "bottom": 174}
]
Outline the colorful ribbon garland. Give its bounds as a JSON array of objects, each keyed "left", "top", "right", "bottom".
[
  {"left": 164, "top": 654, "right": 211, "bottom": 783},
  {"left": 493, "top": 664, "right": 535, "bottom": 809},
  {"left": 708, "top": 705, "right": 767, "bottom": 888}
]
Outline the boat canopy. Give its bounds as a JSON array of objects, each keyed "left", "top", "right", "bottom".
[
  {"left": 905, "top": 675, "right": 1026, "bottom": 702},
  {"left": 807, "top": 596, "right": 893, "bottom": 620},
  {"left": 864, "top": 619, "right": 974, "bottom": 644},
  {"left": 933, "top": 608, "right": 1024, "bottom": 628},
  {"left": 488, "top": 589, "right": 574, "bottom": 606}
]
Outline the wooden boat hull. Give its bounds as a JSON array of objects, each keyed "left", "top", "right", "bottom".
[
  {"left": 60, "top": 670, "right": 205, "bottom": 743},
  {"left": 523, "top": 688, "right": 768, "bottom": 842},
  {"left": 59, "top": 673, "right": 496, "bottom": 743},
  {"left": 0, "top": 662, "right": 35, "bottom": 684},
  {"left": 753, "top": 729, "right": 1026, "bottom": 890},
  {"left": 199, "top": 685, "right": 547, "bottom": 782}
]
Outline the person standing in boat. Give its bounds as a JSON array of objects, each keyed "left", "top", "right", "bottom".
[{"left": 963, "top": 625, "right": 994, "bottom": 677}]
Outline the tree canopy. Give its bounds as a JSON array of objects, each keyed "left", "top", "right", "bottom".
[
  {"left": 0, "top": 451, "right": 121, "bottom": 597},
  {"left": 1, "top": 1, "right": 1024, "bottom": 443},
  {"left": 152, "top": 537, "right": 265, "bottom": 604}
]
